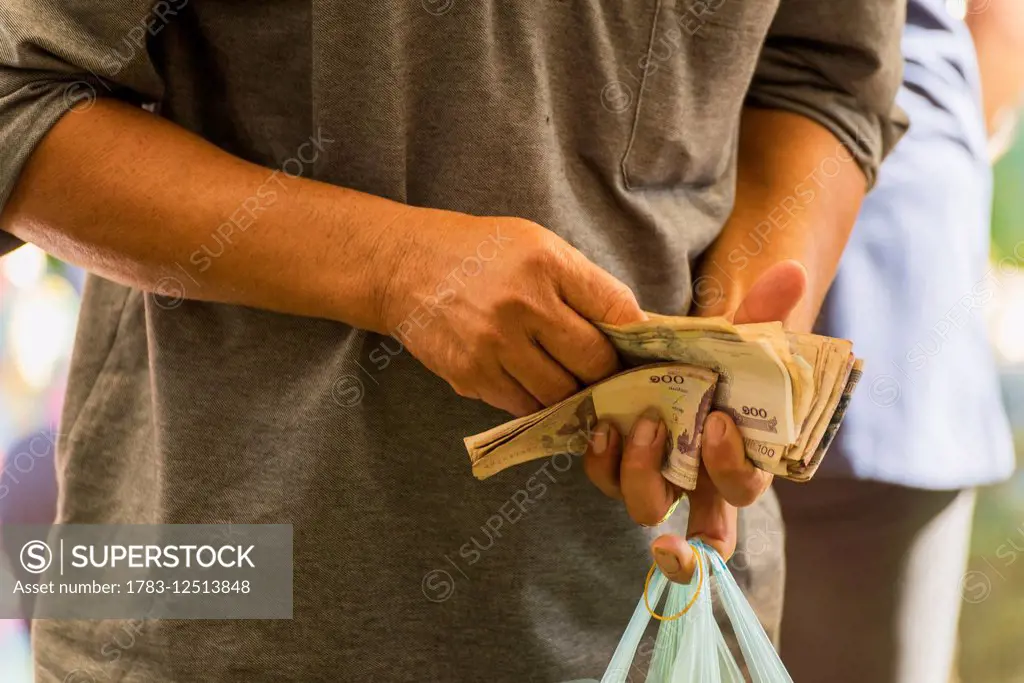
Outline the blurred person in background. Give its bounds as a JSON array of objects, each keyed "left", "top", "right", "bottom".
[{"left": 776, "top": 1, "right": 1024, "bottom": 682}]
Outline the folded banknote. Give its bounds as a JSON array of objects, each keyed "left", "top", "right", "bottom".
[{"left": 464, "top": 314, "right": 861, "bottom": 490}]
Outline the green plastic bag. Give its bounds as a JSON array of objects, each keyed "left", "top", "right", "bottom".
[{"left": 585, "top": 541, "right": 793, "bottom": 683}]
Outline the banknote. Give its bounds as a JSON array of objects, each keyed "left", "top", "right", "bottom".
[
  {"left": 790, "top": 357, "right": 863, "bottom": 481},
  {"left": 466, "top": 392, "right": 598, "bottom": 479},
  {"left": 467, "top": 363, "right": 716, "bottom": 486},
  {"left": 465, "top": 314, "right": 861, "bottom": 488},
  {"left": 591, "top": 364, "right": 718, "bottom": 490},
  {"left": 598, "top": 323, "right": 796, "bottom": 445},
  {"left": 747, "top": 337, "right": 856, "bottom": 476}
]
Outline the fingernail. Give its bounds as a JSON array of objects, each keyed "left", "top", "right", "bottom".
[
  {"left": 592, "top": 421, "right": 610, "bottom": 454},
  {"left": 631, "top": 408, "right": 661, "bottom": 447},
  {"left": 654, "top": 548, "right": 680, "bottom": 574},
  {"left": 705, "top": 413, "right": 726, "bottom": 444}
]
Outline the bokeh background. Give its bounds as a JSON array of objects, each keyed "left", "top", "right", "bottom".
[{"left": 956, "top": 116, "right": 1024, "bottom": 682}]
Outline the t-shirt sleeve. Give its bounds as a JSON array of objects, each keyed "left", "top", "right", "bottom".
[
  {"left": 745, "top": 0, "right": 910, "bottom": 188},
  {"left": 0, "top": 0, "right": 165, "bottom": 255}
]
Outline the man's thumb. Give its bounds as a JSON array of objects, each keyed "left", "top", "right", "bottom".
[
  {"left": 732, "top": 260, "right": 808, "bottom": 325},
  {"left": 561, "top": 249, "right": 647, "bottom": 325}
]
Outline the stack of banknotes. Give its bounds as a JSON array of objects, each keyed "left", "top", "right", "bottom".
[{"left": 464, "top": 313, "right": 862, "bottom": 491}]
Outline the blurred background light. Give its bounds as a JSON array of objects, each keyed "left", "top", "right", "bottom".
[
  {"left": 1, "top": 244, "right": 47, "bottom": 289},
  {"left": 987, "top": 269, "right": 1024, "bottom": 363},
  {"left": 7, "top": 273, "right": 79, "bottom": 390}
]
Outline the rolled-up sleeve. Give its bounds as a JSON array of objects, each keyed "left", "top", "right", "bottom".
[
  {"left": 0, "top": 0, "right": 164, "bottom": 254},
  {"left": 746, "top": 0, "right": 909, "bottom": 187}
]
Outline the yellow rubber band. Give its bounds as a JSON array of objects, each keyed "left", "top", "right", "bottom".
[{"left": 643, "top": 542, "right": 704, "bottom": 622}]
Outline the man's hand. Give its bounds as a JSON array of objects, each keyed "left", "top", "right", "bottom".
[
  {"left": 634, "top": 110, "right": 866, "bottom": 582},
  {"left": 583, "top": 260, "right": 807, "bottom": 583},
  {"left": 378, "top": 213, "right": 647, "bottom": 417}
]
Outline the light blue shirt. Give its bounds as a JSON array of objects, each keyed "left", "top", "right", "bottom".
[{"left": 816, "top": 0, "right": 1015, "bottom": 489}]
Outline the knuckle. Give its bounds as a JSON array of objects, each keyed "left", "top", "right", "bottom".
[
  {"left": 449, "top": 353, "right": 479, "bottom": 378},
  {"left": 492, "top": 294, "right": 533, "bottom": 321},
  {"left": 528, "top": 235, "right": 572, "bottom": 274},
  {"left": 470, "top": 321, "right": 507, "bottom": 350},
  {"left": 599, "top": 285, "right": 641, "bottom": 324}
]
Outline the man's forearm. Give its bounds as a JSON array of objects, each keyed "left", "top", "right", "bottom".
[
  {"left": 0, "top": 99, "right": 422, "bottom": 333},
  {"left": 693, "top": 109, "right": 867, "bottom": 331}
]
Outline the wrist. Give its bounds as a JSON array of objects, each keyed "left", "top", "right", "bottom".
[
  {"left": 296, "top": 186, "right": 435, "bottom": 335},
  {"left": 370, "top": 204, "right": 463, "bottom": 336}
]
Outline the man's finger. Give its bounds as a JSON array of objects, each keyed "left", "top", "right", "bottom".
[
  {"left": 473, "top": 364, "right": 543, "bottom": 417},
  {"left": 651, "top": 465, "right": 738, "bottom": 585},
  {"left": 533, "top": 304, "right": 621, "bottom": 385},
  {"left": 650, "top": 466, "right": 739, "bottom": 584},
  {"left": 499, "top": 342, "right": 579, "bottom": 407},
  {"left": 620, "top": 408, "right": 680, "bottom": 526},
  {"left": 732, "top": 259, "right": 808, "bottom": 325},
  {"left": 686, "top": 463, "right": 739, "bottom": 561},
  {"left": 701, "top": 411, "right": 773, "bottom": 507},
  {"left": 559, "top": 248, "right": 648, "bottom": 326},
  {"left": 582, "top": 420, "right": 623, "bottom": 500},
  {"left": 651, "top": 534, "right": 698, "bottom": 584}
]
